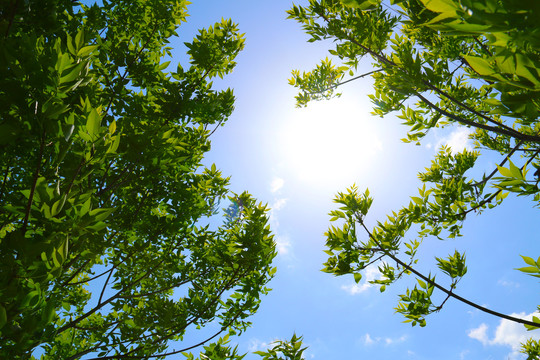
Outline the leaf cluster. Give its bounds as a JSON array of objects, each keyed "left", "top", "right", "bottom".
[{"left": 0, "top": 1, "right": 277, "bottom": 359}]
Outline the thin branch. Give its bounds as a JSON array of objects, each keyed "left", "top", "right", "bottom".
[
  {"left": 208, "top": 118, "right": 225, "bottom": 137},
  {"left": 117, "top": 279, "right": 191, "bottom": 299},
  {"left": 307, "top": 69, "right": 385, "bottom": 96},
  {"left": 3, "top": 0, "right": 21, "bottom": 37},
  {"left": 65, "top": 266, "right": 112, "bottom": 287},
  {"left": 473, "top": 36, "right": 493, "bottom": 57},
  {"left": 316, "top": 13, "right": 540, "bottom": 143},
  {"left": 456, "top": 146, "right": 540, "bottom": 218},
  {"left": 86, "top": 308, "right": 245, "bottom": 360},
  {"left": 22, "top": 127, "right": 46, "bottom": 235},
  {"left": 358, "top": 221, "right": 540, "bottom": 328},
  {"left": 416, "top": 93, "right": 540, "bottom": 143},
  {"left": 473, "top": 140, "right": 524, "bottom": 187},
  {"left": 98, "top": 268, "right": 114, "bottom": 306},
  {"left": 102, "top": 23, "right": 160, "bottom": 119},
  {"left": 0, "top": 162, "right": 12, "bottom": 203}
]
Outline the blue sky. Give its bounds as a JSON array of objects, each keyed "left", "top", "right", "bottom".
[{"left": 168, "top": 1, "right": 540, "bottom": 359}]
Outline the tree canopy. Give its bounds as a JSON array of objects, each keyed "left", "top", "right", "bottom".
[
  {"left": 0, "top": 1, "right": 277, "bottom": 358},
  {"left": 288, "top": 0, "right": 540, "bottom": 357}
]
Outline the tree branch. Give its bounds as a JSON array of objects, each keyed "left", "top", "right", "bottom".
[
  {"left": 358, "top": 221, "right": 540, "bottom": 328},
  {"left": 22, "top": 127, "right": 46, "bottom": 235}
]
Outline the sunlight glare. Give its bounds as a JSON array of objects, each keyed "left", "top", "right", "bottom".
[{"left": 279, "top": 97, "right": 383, "bottom": 190}]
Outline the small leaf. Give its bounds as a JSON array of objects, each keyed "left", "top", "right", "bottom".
[
  {"left": 60, "top": 61, "right": 86, "bottom": 84},
  {"left": 158, "top": 61, "right": 171, "bottom": 71},
  {"left": 66, "top": 34, "right": 76, "bottom": 55},
  {"left": 497, "top": 165, "right": 513, "bottom": 178},
  {"left": 77, "top": 45, "right": 98, "bottom": 57},
  {"left": 517, "top": 266, "right": 539, "bottom": 273},
  {"left": 463, "top": 56, "right": 495, "bottom": 76},
  {"left": 75, "top": 29, "right": 84, "bottom": 50},
  {"left": 86, "top": 108, "right": 102, "bottom": 137},
  {"left": 108, "top": 121, "right": 116, "bottom": 135},
  {"left": 522, "top": 255, "right": 536, "bottom": 266},
  {"left": 508, "top": 160, "right": 523, "bottom": 180}
]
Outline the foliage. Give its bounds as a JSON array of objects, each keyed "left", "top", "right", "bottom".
[
  {"left": 0, "top": 1, "right": 277, "bottom": 358},
  {"left": 254, "top": 334, "right": 307, "bottom": 360},
  {"left": 288, "top": 0, "right": 540, "bottom": 357}
]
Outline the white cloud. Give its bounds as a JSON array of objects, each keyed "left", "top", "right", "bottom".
[
  {"left": 341, "top": 264, "right": 381, "bottom": 295},
  {"left": 468, "top": 323, "right": 489, "bottom": 345},
  {"left": 272, "top": 198, "right": 287, "bottom": 211},
  {"left": 385, "top": 335, "right": 407, "bottom": 345},
  {"left": 247, "top": 338, "right": 271, "bottom": 352},
  {"left": 268, "top": 197, "right": 290, "bottom": 256},
  {"left": 491, "top": 313, "right": 540, "bottom": 353},
  {"left": 275, "top": 234, "right": 291, "bottom": 255},
  {"left": 498, "top": 279, "right": 520, "bottom": 288},
  {"left": 364, "top": 333, "right": 374, "bottom": 345},
  {"left": 360, "top": 333, "right": 407, "bottom": 347},
  {"left": 436, "top": 126, "right": 474, "bottom": 154},
  {"left": 468, "top": 312, "right": 540, "bottom": 359},
  {"left": 270, "top": 177, "right": 284, "bottom": 193}
]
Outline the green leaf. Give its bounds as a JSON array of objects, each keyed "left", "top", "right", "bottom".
[
  {"left": 51, "top": 196, "right": 67, "bottom": 217},
  {"left": 521, "top": 255, "right": 537, "bottom": 266},
  {"left": 340, "top": 0, "right": 380, "bottom": 10},
  {"left": 109, "top": 121, "right": 116, "bottom": 135},
  {"left": 75, "top": 29, "right": 84, "bottom": 50},
  {"left": 77, "top": 45, "right": 98, "bottom": 57},
  {"left": 497, "top": 164, "right": 513, "bottom": 178},
  {"left": 508, "top": 160, "right": 523, "bottom": 180},
  {"left": 66, "top": 34, "right": 76, "bottom": 56},
  {"left": 419, "top": 0, "right": 459, "bottom": 13},
  {"left": 158, "top": 61, "right": 171, "bottom": 71},
  {"left": 86, "top": 108, "right": 102, "bottom": 137},
  {"left": 89, "top": 208, "right": 114, "bottom": 222},
  {"left": 107, "top": 135, "right": 121, "bottom": 153},
  {"left": 59, "top": 61, "right": 86, "bottom": 84},
  {"left": 463, "top": 56, "right": 494, "bottom": 76},
  {"left": 22, "top": 291, "right": 41, "bottom": 308},
  {"left": 62, "top": 302, "right": 71, "bottom": 312},
  {"left": 516, "top": 266, "right": 539, "bottom": 273},
  {"left": 354, "top": 273, "right": 362, "bottom": 283}
]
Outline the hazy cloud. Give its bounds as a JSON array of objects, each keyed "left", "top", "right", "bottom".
[
  {"left": 385, "top": 335, "right": 407, "bottom": 345},
  {"left": 247, "top": 338, "right": 271, "bottom": 352},
  {"left": 498, "top": 279, "right": 520, "bottom": 288},
  {"left": 272, "top": 198, "right": 287, "bottom": 211},
  {"left": 361, "top": 333, "right": 407, "bottom": 347},
  {"left": 267, "top": 175, "right": 290, "bottom": 256},
  {"left": 364, "top": 333, "right": 374, "bottom": 346},
  {"left": 274, "top": 234, "right": 291, "bottom": 255}
]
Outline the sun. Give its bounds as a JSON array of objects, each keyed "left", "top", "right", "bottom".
[{"left": 277, "top": 96, "right": 384, "bottom": 190}]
